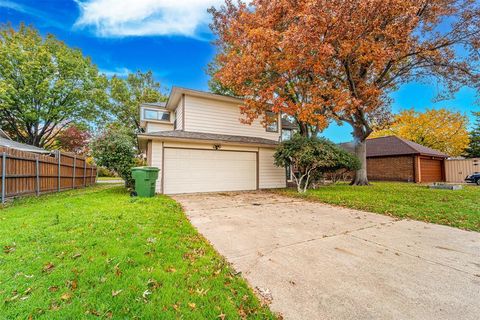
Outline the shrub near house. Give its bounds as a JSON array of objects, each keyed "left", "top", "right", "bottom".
[{"left": 274, "top": 135, "right": 360, "bottom": 192}]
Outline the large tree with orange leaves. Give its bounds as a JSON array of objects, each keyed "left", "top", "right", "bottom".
[{"left": 209, "top": 0, "right": 480, "bottom": 185}]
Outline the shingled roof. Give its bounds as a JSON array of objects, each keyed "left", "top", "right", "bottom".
[
  {"left": 339, "top": 136, "right": 448, "bottom": 158},
  {"left": 0, "top": 137, "right": 50, "bottom": 154},
  {"left": 139, "top": 130, "right": 279, "bottom": 146}
]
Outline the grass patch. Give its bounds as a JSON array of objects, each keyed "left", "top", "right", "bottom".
[
  {"left": 0, "top": 185, "right": 275, "bottom": 319},
  {"left": 277, "top": 182, "right": 480, "bottom": 232},
  {"left": 96, "top": 177, "right": 122, "bottom": 181}
]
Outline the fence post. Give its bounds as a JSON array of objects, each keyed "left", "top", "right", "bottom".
[
  {"left": 35, "top": 156, "right": 40, "bottom": 196},
  {"left": 1, "top": 152, "right": 6, "bottom": 204},
  {"left": 83, "top": 158, "right": 87, "bottom": 187},
  {"left": 90, "top": 166, "right": 93, "bottom": 185},
  {"left": 57, "top": 151, "right": 61, "bottom": 192},
  {"left": 72, "top": 155, "right": 76, "bottom": 189}
]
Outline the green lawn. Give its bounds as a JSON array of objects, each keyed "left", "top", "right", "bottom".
[
  {"left": 0, "top": 185, "right": 275, "bottom": 319},
  {"left": 96, "top": 177, "right": 123, "bottom": 181},
  {"left": 277, "top": 182, "right": 480, "bottom": 232}
]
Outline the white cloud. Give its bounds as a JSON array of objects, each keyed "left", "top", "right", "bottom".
[
  {"left": 74, "top": 0, "right": 223, "bottom": 38},
  {"left": 99, "top": 67, "right": 132, "bottom": 78}
]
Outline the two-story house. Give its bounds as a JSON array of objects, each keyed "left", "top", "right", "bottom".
[{"left": 137, "top": 87, "right": 287, "bottom": 194}]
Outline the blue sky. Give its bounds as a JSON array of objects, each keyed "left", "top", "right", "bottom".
[{"left": 1, "top": 0, "right": 478, "bottom": 142}]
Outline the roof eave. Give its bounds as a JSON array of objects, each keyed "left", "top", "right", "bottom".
[{"left": 137, "top": 133, "right": 278, "bottom": 148}]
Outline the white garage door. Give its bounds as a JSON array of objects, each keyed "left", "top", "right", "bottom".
[{"left": 163, "top": 148, "right": 257, "bottom": 194}]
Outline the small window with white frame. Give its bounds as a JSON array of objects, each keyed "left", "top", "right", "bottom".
[{"left": 265, "top": 111, "right": 278, "bottom": 132}]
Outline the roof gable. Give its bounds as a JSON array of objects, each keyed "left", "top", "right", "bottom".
[{"left": 366, "top": 136, "right": 448, "bottom": 158}]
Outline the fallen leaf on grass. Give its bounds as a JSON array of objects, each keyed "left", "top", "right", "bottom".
[
  {"left": 218, "top": 313, "right": 226, "bottom": 320},
  {"left": 3, "top": 244, "right": 16, "bottom": 254},
  {"left": 147, "top": 279, "right": 161, "bottom": 290},
  {"left": 14, "top": 272, "right": 33, "bottom": 279},
  {"left": 196, "top": 288, "right": 209, "bottom": 296},
  {"left": 61, "top": 292, "right": 72, "bottom": 301},
  {"left": 85, "top": 309, "right": 101, "bottom": 316},
  {"left": 142, "top": 290, "right": 152, "bottom": 299},
  {"left": 49, "top": 286, "right": 59, "bottom": 292},
  {"left": 166, "top": 267, "right": 176, "bottom": 273},
  {"left": 50, "top": 302, "right": 60, "bottom": 311},
  {"left": 72, "top": 253, "right": 82, "bottom": 259},
  {"left": 112, "top": 290, "right": 122, "bottom": 297},
  {"left": 255, "top": 286, "right": 273, "bottom": 305},
  {"left": 188, "top": 302, "right": 196, "bottom": 310},
  {"left": 114, "top": 264, "right": 122, "bottom": 277},
  {"left": 147, "top": 237, "right": 157, "bottom": 243},
  {"left": 43, "top": 263, "right": 55, "bottom": 273},
  {"left": 5, "top": 293, "right": 20, "bottom": 303},
  {"left": 66, "top": 280, "right": 78, "bottom": 291}
]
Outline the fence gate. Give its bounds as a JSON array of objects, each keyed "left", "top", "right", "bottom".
[{"left": 445, "top": 158, "right": 480, "bottom": 183}]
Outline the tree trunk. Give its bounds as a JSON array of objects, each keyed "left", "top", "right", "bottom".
[{"left": 351, "top": 137, "right": 369, "bottom": 186}]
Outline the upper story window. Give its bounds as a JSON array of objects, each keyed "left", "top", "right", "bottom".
[
  {"left": 143, "top": 108, "right": 170, "bottom": 122},
  {"left": 281, "top": 129, "right": 293, "bottom": 141},
  {"left": 265, "top": 111, "right": 278, "bottom": 132}
]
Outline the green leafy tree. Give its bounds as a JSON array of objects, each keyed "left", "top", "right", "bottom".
[
  {"left": 466, "top": 111, "right": 480, "bottom": 158},
  {"left": 274, "top": 135, "right": 360, "bottom": 193},
  {"left": 90, "top": 126, "right": 137, "bottom": 188},
  {"left": 0, "top": 24, "right": 108, "bottom": 148},
  {"left": 109, "top": 71, "right": 167, "bottom": 134}
]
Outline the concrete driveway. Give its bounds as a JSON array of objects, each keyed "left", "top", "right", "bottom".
[{"left": 172, "top": 191, "right": 480, "bottom": 320}]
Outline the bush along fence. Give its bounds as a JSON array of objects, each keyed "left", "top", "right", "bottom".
[{"left": 0, "top": 147, "right": 97, "bottom": 204}]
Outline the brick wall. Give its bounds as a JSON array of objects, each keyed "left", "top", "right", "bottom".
[{"left": 367, "top": 156, "right": 415, "bottom": 182}]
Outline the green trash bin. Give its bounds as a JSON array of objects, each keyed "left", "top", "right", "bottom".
[{"left": 131, "top": 167, "right": 159, "bottom": 197}]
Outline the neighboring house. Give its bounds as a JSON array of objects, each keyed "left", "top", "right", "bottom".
[
  {"left": 340, "top": 136, "right": 448, "bottom": 183},
  {"left": 0, "top": 128, "right": 50, "bottom": 154},
  {"left": 137, "top": 87, "right": 287, "bottom": 194}
]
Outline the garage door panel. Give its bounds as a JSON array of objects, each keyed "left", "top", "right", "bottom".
[
  {"left": 164, "top": 148, "right": 257, "bottom": 194},
  {"left": 420, "top": 158, "right": 443, "bottom": 182}
]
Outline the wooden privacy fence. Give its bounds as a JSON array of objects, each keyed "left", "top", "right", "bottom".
[
  {"left": 1, "top": 147, "right": 97, "bottom": 203},
  {"left": 445, "top": 158, "right": 480, "bottom": 183}
]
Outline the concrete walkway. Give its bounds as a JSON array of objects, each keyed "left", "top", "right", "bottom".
[{"left": 173, "top": 191, "right": 480, "bottom": 320}]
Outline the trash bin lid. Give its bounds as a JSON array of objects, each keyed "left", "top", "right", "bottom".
[{"left": 131, "top": 166, "right": 159, "bottom": 172}]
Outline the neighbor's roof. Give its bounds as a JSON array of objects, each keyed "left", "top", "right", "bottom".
[
  {"left": 0, "top": 128, "right": 10, "bottom": 140},
  {"left": 0, "top": 137, "right": 50, "bottom": 154},
  {"left": 339, "top": 136, "right": 448, "bottom": 158},
  {"left": 139, "top": 130, "right": 279, "bottom": 146}
]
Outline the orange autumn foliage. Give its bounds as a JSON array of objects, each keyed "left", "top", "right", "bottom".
[{"left": 209, "top": 0, "right": 480, "bottom": 184}]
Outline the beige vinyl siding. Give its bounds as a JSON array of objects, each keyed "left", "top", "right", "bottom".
[
  {"left": 150, "top": 141, "right": 163, "bottom": 193},
  {"left": 259, "top": 148, "right": 286, "bottom": 188},
  {"left": 175, "top": 100, "right": 183, "bottom": 130},
  {"left": 184, "top": 95, "right": 280, "bottom": 140},
  {"left": 146, "top": 122, "right": 174, "bottom": 133}
]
